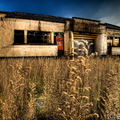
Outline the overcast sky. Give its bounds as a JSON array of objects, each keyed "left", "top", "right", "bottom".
[{"left": 0, "top": 0, "right": 120, "bottom": 26}]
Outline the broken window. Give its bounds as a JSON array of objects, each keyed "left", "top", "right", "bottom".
[
  {"left": 14, "top": 30, "right": 24, "bottom": 44},
  {"left": 27, "top": 31, "right": 51, "bottom": 44}
]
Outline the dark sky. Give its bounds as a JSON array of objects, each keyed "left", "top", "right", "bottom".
[{"left": 0, "top": 0, "right": 120, "bottom": 26}]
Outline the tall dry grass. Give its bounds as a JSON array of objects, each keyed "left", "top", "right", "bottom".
[
  {"left": 41, "top": 41, "right": 100, "bottom": 120},
  {"left": 0, "top": 58, "right": 36, "bottom": 120},
  {"left": 0, "top": 55, "right": 120, "bottom": 119}
]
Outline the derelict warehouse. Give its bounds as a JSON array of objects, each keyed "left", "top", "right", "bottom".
[{"left": 0, "top": 11, "right": 120, "bottom": 57}]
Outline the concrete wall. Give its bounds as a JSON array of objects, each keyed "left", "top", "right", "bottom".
[
  {"left": 106, "top": 28, "right": 120, "bottom": 37},
  {"left": 103, "top": 34, "right": 107, "bottom": 55},
  {"left": 0, "top": 45, "right": 57, "bottom": 57},
  {"left": 73, "top": 18, "right": 100, "bottom": 33},
  {"left": 95, "top": 28, "right": 120, "bottom": 55},
  {"left": 95, "top": 34, "right": 107, "bottom": 55},
  {"left": 0, "top": 14, "right": 65, "bottom": 57},
  {"left": 73, "top": 18, "right": 100, "bottom": 25},
  {"left": 64, "top": 21, "right": 71, "bottom": 56},
  {"left": 112, "top": 47, "right": 120, "bottom": 55},
  {"left": 5, "top": 18, "right": 65, "bottom": 32},
  {"left": 72, "top": 18, "right": 110, "bottom": 56}
]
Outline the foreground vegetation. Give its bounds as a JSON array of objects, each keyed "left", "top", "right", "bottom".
[{"left": 0, "top": 54, "right": 120, "bottom": 120}]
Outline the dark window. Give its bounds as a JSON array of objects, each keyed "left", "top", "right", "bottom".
[
  {"left": 14, "top": 30, "right": 24, "bottom": 44},
  {"left": 107, "top": 36, "right": 113, "bottom": 54},
  {"left": 27, "top": 31, "right": 51, "bottom": 44}
]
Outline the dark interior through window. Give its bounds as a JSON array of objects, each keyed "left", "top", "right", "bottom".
[
  {"left": 14, "top": 30, "right": 24, "bottom": 44},
  {"left": 27, "top": 31, "right": 51, "bottom": 44},
  {"left": 107, "top": 36, "right": 113, "bottom": 54}
]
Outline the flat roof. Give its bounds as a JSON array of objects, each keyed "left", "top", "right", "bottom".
[
  {"left": 72, "top": 17, "right": 100, "bottom": 22},
  {"left": 104, "top": 23, "right": 120, "bottom": 30},
  {"left": 0, "top": 11, "right": 10, "bottom": 14},
  {"left": 5, "top": 11, "right": 73, "bottom": 23}
]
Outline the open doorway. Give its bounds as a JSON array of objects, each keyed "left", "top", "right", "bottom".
[{"left": 54, "top": 33, "right": 64, "bottom": 56}]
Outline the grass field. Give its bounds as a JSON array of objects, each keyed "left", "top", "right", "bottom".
[{"left": 0, "top": 55, "right": 120, "bottom": 120}]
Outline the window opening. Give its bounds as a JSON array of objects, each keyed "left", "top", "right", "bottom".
[
  {"left": 27, "top": 31, "right": 51, "bottom": 44},
  {"left": 14, "top": 30, "right": 24, "bottom": 44},
  {"left": 107, "top": 36, "right": 113, "bottom": 54},
  {"left": 115, "top": 37, "right": 119, "bottom": 46},
  {"left": 54, "top": 33, "right": 64, "bottom": 55}
]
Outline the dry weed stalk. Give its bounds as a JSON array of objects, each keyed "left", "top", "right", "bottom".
[
  {"left": 88, "top": 56, "right": 120, "bottom": 120},
  {"left": 0, "top": 59, "right": 36, "bottom": 120},
  {"left": 54, "top": 40, "right": 99, "bottom": 120},
  {"left": 0, "top": 53, "right": 119, "bottom": 120}
]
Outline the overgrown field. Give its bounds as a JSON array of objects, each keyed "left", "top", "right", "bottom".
[{"left": 0, "top": 56, "right": 120, "bottom": 120}]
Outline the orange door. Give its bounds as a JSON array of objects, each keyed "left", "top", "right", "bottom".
[{"left": 56, "top": 36, "right": 64, "bottom": 50}]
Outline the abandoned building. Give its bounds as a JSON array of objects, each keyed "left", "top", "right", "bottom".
[{"left": 0, "top": 11, "right": 120, "bottom": 57}]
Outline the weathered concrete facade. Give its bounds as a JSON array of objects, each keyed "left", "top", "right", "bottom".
[
  {"left": 71, "top": 17, "right": 120, "bottom": 56},
  {"left": 0, "top": 11, "right": 120, "bottom": 57}
]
